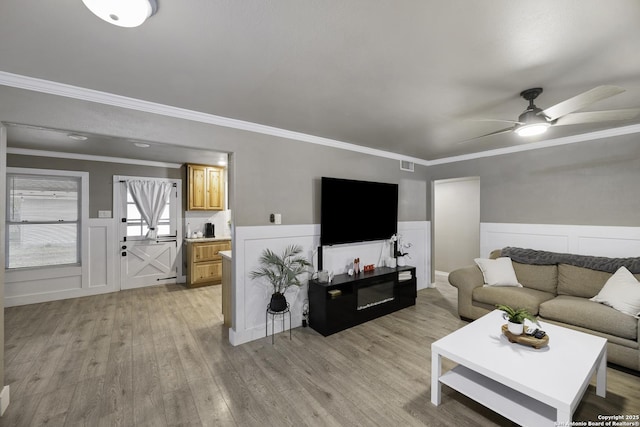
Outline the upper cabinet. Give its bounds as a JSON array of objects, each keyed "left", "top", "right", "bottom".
[{"left": 187, "top": 164, "right": 225, "bottom": 210}]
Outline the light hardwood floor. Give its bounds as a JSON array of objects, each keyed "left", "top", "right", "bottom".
[{"left": 2, "top": 279, "right": 639, "bottom": 426}]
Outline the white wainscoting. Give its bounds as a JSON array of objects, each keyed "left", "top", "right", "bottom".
[
  {"left": 5, "top": 218, "right": 117, "bottom": 307},
  {"left": 88, "top": 219, "right": 116, "bottom": 289},
  {"left": 480, "top": 223, "right": 640, "bottom": 258},
  {"left": 230, "top": 221, "right": 430, "bottom": 346}
]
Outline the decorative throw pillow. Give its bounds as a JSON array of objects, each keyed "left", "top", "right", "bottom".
[
  {"left": 474, "top": 257, "right": 522, "bottom": 287},
  {"left": 590, "top": 266, "right": 640, "bottom": 318}
]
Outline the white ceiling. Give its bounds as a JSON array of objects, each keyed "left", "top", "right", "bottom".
[{"left": 1, "top": 0, "right": 640, "bottom": 162}]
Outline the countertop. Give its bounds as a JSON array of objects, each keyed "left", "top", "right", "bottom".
[
  {"left": 184, "top": 236, "right": 232, "bottom": 243},
  {"left": 219, "top": 250, "right": 232, "bottom": 260}
]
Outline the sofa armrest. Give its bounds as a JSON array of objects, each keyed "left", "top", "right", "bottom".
[{"left": 448, "top": 265, "right": 486, "bottom": 320}]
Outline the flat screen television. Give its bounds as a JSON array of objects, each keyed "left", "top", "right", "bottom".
[{"left": 321, "top": 177, "right": 398, "bottom": 246}]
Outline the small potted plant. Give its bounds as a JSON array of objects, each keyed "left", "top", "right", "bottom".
[
  {"left": 496, "top": 304, "right": 539, "bottom": 335},
  {"left": 250, "top": 245, "right": 312, "bottom": 312}
]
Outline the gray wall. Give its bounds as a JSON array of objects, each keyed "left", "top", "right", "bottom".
[
  {"left": 427, "top": 133, "right": 640, "bottom": 227},
  {"left": 7, "top": 155, "right": 182, "bottom": 218},
  {"left": 232, "top": 134, "right": 427, "bottom": 225},
  {"left": 0, "top": 87, "right": 428, "bottom": 226}
]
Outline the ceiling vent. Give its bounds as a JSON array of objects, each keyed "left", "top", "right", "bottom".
[{"left": 400, "top": 160, "right": 415, "bottom": 172}]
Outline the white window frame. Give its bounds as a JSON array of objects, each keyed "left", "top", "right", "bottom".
[{"left": 5, "top": 167, "right": 89, "bottom": 277}]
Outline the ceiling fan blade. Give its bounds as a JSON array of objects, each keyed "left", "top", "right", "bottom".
[
  {"left": 554, "top": 108, "right": 640, "bottom": 126},
  {"left": 459, "top": 126, "right": 514, "bottom": 144},
  {"left": 542, "top": 85, "right": 625, "bottom": 121},
  {"left": 468, "top": 118, "right": 524, "bottom": 125}
]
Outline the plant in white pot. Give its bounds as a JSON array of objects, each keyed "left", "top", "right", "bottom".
[
  {"left": 496, "top": 304, "right": 539, "bottom": 335},
  {"left": 394, "top": 234, "right": 412, "bottom": 267},
  {"left": 250, "top": 245, "right": 312, "bottom": 312}
]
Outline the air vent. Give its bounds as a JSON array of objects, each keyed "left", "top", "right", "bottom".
[{"left": 400, "top": 160, "right": 415, "bottom": 172}]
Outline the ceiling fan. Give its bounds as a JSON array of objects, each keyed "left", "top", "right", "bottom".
[{"left": 469, "top": 86, "right": 640, "bottom": 140}]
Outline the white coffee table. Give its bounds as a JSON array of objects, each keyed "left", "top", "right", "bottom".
[{"left": 431, "top": 310, "right": 607, "bottom": 426}]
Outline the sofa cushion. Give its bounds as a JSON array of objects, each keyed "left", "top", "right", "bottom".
[
  {"left": 557, "top": 264, "right": 611, "bottom": 298},
  {"left": 512, "top": 262, "right": 558, "bottom": 294},
  {"left": 474, "top": 257, "right": 522, "bottom": 287},
  {"left": 591, "top": 266, "right": 640, "bottom": 318},
  {"left": 540, "top": 295, "right": 638, "bottom": 341},
  {"left": 472, "top": 286, "right": 555, "bottom": 316}
]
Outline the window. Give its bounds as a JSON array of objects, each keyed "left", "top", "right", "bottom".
[
  {"left": 125, "top": 189, "right": 172, "bottom": 237},
  {"left": 6, "top": 173, "right": 81, "bottom": 269}
]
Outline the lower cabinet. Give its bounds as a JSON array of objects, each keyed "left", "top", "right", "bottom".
[{"left": 186, "top": 240, "right": 231, "bottom": 288}]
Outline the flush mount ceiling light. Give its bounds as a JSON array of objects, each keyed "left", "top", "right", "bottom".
[
  {"left": 134, "top": 142, "right": 151, "bottom": 148},
  {"left": 82, "top": 0, "right": 158, "bottom": 28}
]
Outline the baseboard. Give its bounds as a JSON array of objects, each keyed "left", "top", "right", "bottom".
[
  {"left": 229, "top": 321, "right": 301, "bottom": 347},
  {"left": 435, "top": 270, "right": 449, "bottom": 278},
  {"left": 0, "top": 385, "right": 10, "bottom": 416}
]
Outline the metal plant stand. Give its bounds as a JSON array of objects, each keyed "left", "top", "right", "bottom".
[{"left": 265, "top": 303, "right": 291, "bottom": 344}]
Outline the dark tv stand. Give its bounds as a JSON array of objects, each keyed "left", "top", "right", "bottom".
[{"left": 308, "top": 266, "right": 417, "bottom": 336}]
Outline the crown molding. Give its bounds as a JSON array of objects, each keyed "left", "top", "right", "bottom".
[
  {"left": 7, "top": 147, "right": 182, "bottom": 168},
  {"left": 428, "top": 123, "right": 640, "bottom": 165},
  {"left": 2, "top": 71, "right": 638, "bottom": 168},
  {"left": 0, "top": 71, "right": 429, "bottom": 166}
]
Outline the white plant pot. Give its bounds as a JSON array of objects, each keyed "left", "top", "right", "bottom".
[
  {"left": 396, "top": 256, "right": 406, "bottom": 267},
  {"left": 507, "top": 321, "right": 524, "bottom": 335}
]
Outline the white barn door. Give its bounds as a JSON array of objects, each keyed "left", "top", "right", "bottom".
[{"left": 114, "top": 176, "right": 182, "bottom": 290}]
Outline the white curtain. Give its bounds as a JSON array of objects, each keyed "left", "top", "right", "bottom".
[{"left": 127, "top": 180, "right": 173, "bottom": 239}]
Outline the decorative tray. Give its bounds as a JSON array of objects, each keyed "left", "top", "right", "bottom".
[{"left": 501, "top": 324, "right": 549, "bottom": 349}]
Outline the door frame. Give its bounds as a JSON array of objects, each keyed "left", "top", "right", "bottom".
[
  {"left": 113, "top": 175, "right": 183, "bottom": 290},
  {"left": 430, "top": 176, "right": 480, "bottom": 284}
]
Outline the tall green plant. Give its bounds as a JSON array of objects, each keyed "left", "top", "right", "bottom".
[
  {"left": 250, "top": 245, "right": 312, "bottom": 294},
  {"left": 496, "top": 304, "right": 539, "bottom": 325}
]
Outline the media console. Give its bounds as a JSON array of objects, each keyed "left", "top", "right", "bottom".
[{"left": 308, "top": 266, "right": 417, "bottom": 336}]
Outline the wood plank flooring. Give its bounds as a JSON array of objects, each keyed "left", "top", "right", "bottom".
[{"left": 1, "top": 280, "right": 639, "bottom": 426}]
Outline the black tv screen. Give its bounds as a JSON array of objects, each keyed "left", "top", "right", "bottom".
[{"left": 321, "top": 177, "right": 398, "bottom": 246}]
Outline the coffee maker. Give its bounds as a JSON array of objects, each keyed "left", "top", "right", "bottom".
[{"left": 204, "top": 223, "right": 215, "bottom": 238}]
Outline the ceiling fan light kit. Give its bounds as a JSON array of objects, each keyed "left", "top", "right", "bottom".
[
  {"left": 82, "top": 0, "right": 158, "bottom": 28},
  {"left": 515, "top": 122, "right": 550, "bottom": 137},
  {"left": 515, "top": 88, "right": 550, "bottom": 137}
]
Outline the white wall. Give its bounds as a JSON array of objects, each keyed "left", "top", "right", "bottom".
[
  {"left": 480, "top": 222, "right": 640, "bottom": 259},
  {"left": 433, "top": 177, "right": 480, "bottom": 273},
  {"left": 230, "top": 221, "right": 430, "bottom": 346}
]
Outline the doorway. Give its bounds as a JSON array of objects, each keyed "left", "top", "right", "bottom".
[
  {"left": 432, "top": 177, "right": 480, "bottom": 281},
  {"left": 114, "top": 176, "right": 182, "bottom": 290}
]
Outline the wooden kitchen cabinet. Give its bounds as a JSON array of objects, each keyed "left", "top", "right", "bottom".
[
  {"left": 187, "top": 164, "right": 225, "bottom": 210},
  {"left": 186, "top": 240, "right": 231, "bottom": 288}
]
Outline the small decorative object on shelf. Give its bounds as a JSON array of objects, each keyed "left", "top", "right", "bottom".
[
  {"left": 354, "top": 258, "right": 361, "bottom": 275},
  {"left": 317, "top": 270, "right": 329, "bottom": 283},
  {"left": 363, "top": 264, "right": 375, "bottom": 272},
  {"left": 328, "top": 289, "right": 342, "bottom": 299},
  {"left": 398, "top": 270, "right": 413, "bottom": 282},
  {"left": 501, "top": 324, "right": 549, "bottom": 349},
  {"left": 496, "top": 304, "right": 539, "bottom": 336}
]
